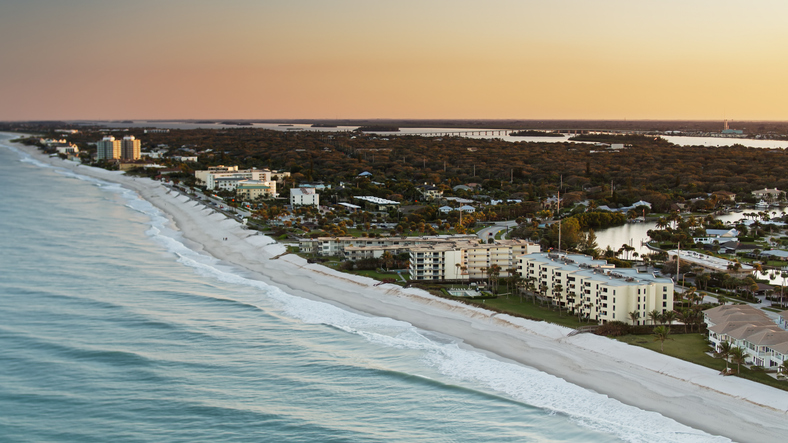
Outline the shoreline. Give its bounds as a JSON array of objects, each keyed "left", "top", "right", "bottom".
[{"left": 7, "top": 137, "right": 788, "bottom": 442}]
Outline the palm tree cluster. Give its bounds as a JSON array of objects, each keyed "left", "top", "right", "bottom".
[{"left": 714, "top": 341, "right": 749, "bottom": 375}]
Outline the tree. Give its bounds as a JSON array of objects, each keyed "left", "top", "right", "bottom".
[
  {"left": 525, "top": 276, "right": 537, "bottom": 304},
  {"left": 648, "top": 309, "right": 661, "bottom": 326},
  {"left": 729, "top": 346, "right": 747, "bottom": 375},
  {"left": 653, "top": 325, "right": 671, "bottom": 352},
  {"left": 662, "top": 310, "right": 677, "bottom": 327},
  {"left": 629, "top": 310, "right": 639, "bottom": 325},
  {"left": 381, "top": 251, "right": 394, "bottom": 271},
  {"left": 553, "top": 283, "right": 564, "bottom": 315},
  {"left": 539, "top": 282, "right": 549, "bottom": 306},
  {"left": 715, "top": 341, "right": 733, "bottom": 374}
]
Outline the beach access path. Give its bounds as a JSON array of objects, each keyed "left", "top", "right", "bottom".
[{"left": 15, "top": 142, "right": 788, "bottom": 443}]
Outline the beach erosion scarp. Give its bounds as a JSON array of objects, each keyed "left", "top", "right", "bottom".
[{"left": 13, "top": 141, "right": 788, "bottom": 443}]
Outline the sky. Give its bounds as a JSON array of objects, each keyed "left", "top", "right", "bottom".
[{"left": 1, "top": 0, "right": 787, "bottom": 121}]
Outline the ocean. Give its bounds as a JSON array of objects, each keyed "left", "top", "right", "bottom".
[{"left": 0, "top": 133, "right": 729, "bottom": 443}]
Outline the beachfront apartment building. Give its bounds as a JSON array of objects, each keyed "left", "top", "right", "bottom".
[
  {"left": 298, "top": 235, "right": 540, "bottom": 281},
  {"left": 290, "top": 187, "right": 319, "bottom": 207},
  {"left": 518, "top": 253, "right": 674, "bottom": 324},
  {"left": 409, "top": 239, "right": 541, "bottom": 281},
  {"left": 704, "top": 304, "right": 788, "bottom": 369},
  {"left": 96, "top": 136, "right": 121, "bottom": 160},
  {"left": 195, "top": 166, "right": 277, "bottom": 196},
  {"left": 299, "top": 235, "right": 478, "bottom": 259},
  {"left": 121, "top": 136, "right": 141, "bottom": 160}
]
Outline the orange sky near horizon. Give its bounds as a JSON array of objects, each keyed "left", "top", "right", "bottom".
[{"left": 1, "top": 0, "right": 786, "bottom": 121}]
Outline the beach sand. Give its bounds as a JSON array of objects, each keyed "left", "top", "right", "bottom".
[{"left": 14, "top": 141, "right": 788, "bottom": 442}]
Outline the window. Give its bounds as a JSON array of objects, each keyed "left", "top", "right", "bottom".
[
  {"left": 663, "top": 302, "right": 667, "bottom": 307},
  {"left": 663, "top": 294, "right": 667, "bottom": 300}
]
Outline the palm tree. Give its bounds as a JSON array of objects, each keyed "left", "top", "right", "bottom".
[
  {"left": 539, "top": 282, "right": 549, "bottom": 306},
  {"left": 648, "top": 309, "right": 661, "bottom": 326},
  {"left": 653, "top": 325, "right": 671, "bottom": 352},
  {"left": 553, "top": 283, "right": 564, "bottom": 316},
  {"left": 629, "top": 310, "right": 639, "bottom": 325},
  {"left": 525, "top": 277, "right": 537, "bottom": 304},
  {"left": 729, "top": 346, "right": 747, "bottom": 375},
  {"left": 662, "top": 310, "right": 677, "bottom": 327},
  {"left": 715, "top": 341, "right": 733, "bottom": 374}
]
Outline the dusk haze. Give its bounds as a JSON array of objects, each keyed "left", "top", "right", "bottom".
[{"left": 1, "top": 0, "right": 787, "bottom": 121}]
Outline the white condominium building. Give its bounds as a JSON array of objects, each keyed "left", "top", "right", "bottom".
[
  {"left": 194, "top": 166, "right": 277, "bottom": 196},
  {"left": 290, "top": 187, "right": 319, "bottom": 207},
  {"left": 409, "top": 239, "right": 540, "bottom": 281},
  {"left": 299, "top": 235, "right": 478, "bottom": 259},
  {"left": 518, "top": 253, "right": 674, "bottom": 324}
]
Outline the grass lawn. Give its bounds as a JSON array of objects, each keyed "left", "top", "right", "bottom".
[
  {"left": 349, "top": 269, "right": 405, "bottom": 283},
  {"left": 475, "top": 295, "right": 587, "bottom": 329},
  {"left": 616, "top": 333, "right": 788, "bottom": 391}
]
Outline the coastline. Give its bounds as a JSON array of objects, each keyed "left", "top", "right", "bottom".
[{"left": 8, "top": 138, "right": 788, "bottom": 442}]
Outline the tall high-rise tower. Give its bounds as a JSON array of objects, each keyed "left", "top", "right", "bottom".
[
  {"left": 96, "top": 136, "right": 121, "bottom": 160},
  {"left": 121, "top": 136, "right": 141, "bottom": 160}
]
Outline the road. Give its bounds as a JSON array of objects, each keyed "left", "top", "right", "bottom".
[{"left": 476, "top": 220, "right": 518, "bottom": 241}]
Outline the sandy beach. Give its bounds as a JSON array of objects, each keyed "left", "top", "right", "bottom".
[{"left": 12, "top": 140, "right": 788, "bottom": 442}]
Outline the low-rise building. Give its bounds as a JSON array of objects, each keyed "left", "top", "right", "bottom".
[
  {"left": 667, "top": 249, "right": 752, "bottom": 276},
  {"left": 752, "top": 188, "right": 782, "bottom": 202},
  {"left": 195, "top": 166, "right": 277, "bottom": 196},
  {"left": 237, "top": 180, "right": 275, "bottom": 200},
  {"left": 518, "top": 253, "right": 674, "bottom": 324},
  {"left": 291, "top": 187, "right": 319, "bottom": 207},
  {"left": 704, "top": 305, "right": 788, "bottom": 369}
]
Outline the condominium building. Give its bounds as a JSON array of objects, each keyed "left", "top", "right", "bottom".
[
  {"left": 299, "top": 235, "right": 478, "bottom": 259},
  {"left": 96, "top": 136, "right": 121, "bottom": 160},
  {"left": 121, "top": 136, "right": 141, "bottom": 160},
  {"left": 518, "top": 253, "right": 674, "bottom": 324},
  {"left": 194, "top": 166, "right": 277, "bottom": 196},
  {"left": 408, "top": 238, "right": 540, "bottom": 281},
  {"left": 236, "top": 180, "right": 275, "bottom": 200},
  {"left": 291, "top": 187, "right": 319, "bottom": 207}
]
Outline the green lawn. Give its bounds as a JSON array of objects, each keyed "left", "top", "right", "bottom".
[
  {"left": 616, "top": 333, "right": 788, "bottom": 391},
  {"left": 470, "top": 295, "right": 587, "bottom": 328}
]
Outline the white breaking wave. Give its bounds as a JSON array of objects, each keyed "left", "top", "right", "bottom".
[{"left": 5, "top": 138, "right": 730, "bottom": 443}]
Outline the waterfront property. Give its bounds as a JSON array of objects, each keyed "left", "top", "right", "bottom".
[
  {"left": 518, "top": 253, "right": 674, "bottom": 324},
  {"left": 299, "top": 234, "right": 478, "bottom": 259},
  {"left": 667, "top": 249, "right": 753, "bottom": 276},
  {"left": 408, "top": 238, "right": 540, "bottom": 281},
  {"left": 704, "top": 304, "right": 788, "bottom": 369}
]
